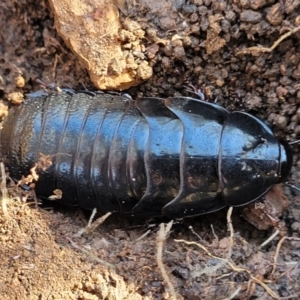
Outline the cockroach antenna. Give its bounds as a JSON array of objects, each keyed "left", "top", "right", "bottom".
[
  {"left": 284, "top": 182, "right": 300, "bottom": 193},
  {"left": 34, "top": 78, "right": 76, "bottom": 95},
  {"left": 289, "top": 140, "right": 300, "bottom": 145},
  {"left": 283, "top": 140, "right": 300, "bottom": 192}
]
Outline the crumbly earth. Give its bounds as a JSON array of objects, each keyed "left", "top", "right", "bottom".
[{"left": 1, "top": 0, "right": 300, "bottom": 299}]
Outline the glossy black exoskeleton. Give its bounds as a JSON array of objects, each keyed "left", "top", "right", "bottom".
[{"left": 0, "top": 92, "right": 293, "bottom": 218}]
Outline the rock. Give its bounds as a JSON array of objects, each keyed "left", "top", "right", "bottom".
[{"left": 49, "top": 0, "right": 152, "bottom": 90}]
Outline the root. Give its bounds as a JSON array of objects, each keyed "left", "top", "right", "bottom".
[
  {"left": 67, "top": 237, "right": 115, "bottom": 270},
  {"left": 175, "top": 207, "right": 283, "bottom": 300},
  {"left": 73, "top": 210, "right": 112, "bottom": 238},
  {"left": 236, "top": 25, "right": 300, "bottom": 55},
  {"left": 156, "top": 220, "right": 178, "bottom": 299},
  {"left": 226, "top": 207, "right": 234, "bottom": 259},
  {"left": 68, "top": 211, "right": 114, "bottom": 269},
  {"left": 189, "top": 225, "right": 203, "bottom": 241},
  {"left": 270, "top": 236, "right": 300, "bottom": 279},
  {"left": 223, "top": 287, "right": 242, "bottom": 300},
  {"left": 0, "top": 162, "right": 9, "bottom": 216}
]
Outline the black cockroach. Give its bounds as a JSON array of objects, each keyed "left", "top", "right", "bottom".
[{"left": 0, "top": 91, "right": 294, "bottom": 218}]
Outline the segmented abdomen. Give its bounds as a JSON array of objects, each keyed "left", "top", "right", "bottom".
[{"left": 0, "top": 92, "right": 286, "bottom": 218}]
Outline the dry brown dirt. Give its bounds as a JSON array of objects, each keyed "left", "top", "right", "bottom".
[{"left": 1, "top": 0, "right": 300, "bottom": 299}]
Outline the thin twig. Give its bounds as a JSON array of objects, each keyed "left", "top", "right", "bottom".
[{"left": 259, "top": 230, "right": 280, "bottom": 249}]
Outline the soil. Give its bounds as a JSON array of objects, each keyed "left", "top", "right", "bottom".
[{"left": 1, "top": 0, "right": 300, "bottom": 299}]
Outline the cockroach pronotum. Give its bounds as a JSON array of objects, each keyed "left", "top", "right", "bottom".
[{"left": 0, "top": 91, "right": 295, "bottom": 218}]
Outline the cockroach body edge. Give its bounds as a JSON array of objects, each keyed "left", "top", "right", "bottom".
[{"left": 0, "top": 92, "right": 293, "bottom": 218}]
